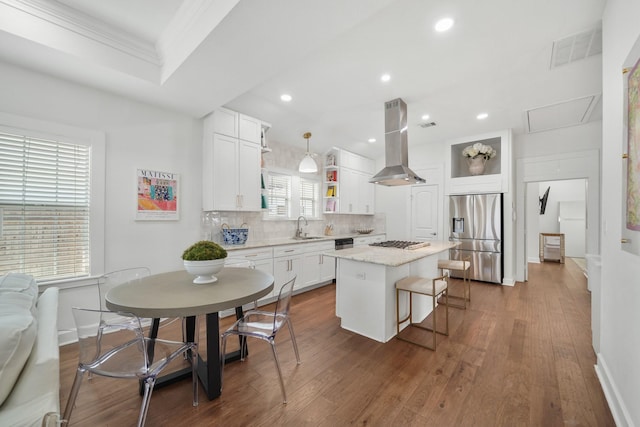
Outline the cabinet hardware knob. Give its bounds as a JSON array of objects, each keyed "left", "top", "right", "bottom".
[{"left": 621, "top": 238, "right": 630, "bottom": 244}]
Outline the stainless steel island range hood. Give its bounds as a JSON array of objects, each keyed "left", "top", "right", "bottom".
[{"left": 370, "top": 98, "right": 425, "bottom": 186}]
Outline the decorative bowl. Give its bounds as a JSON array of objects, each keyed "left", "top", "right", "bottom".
[
  {"left": 221, "top": 224, "right": 249, "bottom": 245},
  {"left": 355, "top": 228, "right": 374, "bottom": 234},
  {"left": 183, "top": 259, "right": 225, "bottom": 284}
]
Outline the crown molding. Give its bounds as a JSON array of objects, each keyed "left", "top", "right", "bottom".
[
  {"left": 1, "top": 0, "right": 161, "bottom": 66},
  {"left": 156, "top": 0, "right": 239, "bottom": 83}
]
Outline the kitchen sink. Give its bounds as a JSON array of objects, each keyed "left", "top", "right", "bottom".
[{"left": 291, "top": 236, "right": 324, "bottom": 240}]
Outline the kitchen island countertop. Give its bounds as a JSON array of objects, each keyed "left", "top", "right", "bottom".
[{"left": 323, "top": 240, "right": 458, "bottom": 267}]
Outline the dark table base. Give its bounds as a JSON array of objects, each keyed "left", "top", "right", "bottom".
[{"left": 143, "top": 306, "right": 246, "bottom": 400}]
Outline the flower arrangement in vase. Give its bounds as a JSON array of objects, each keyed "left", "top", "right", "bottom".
[
  {"left": 182, "top": 240, "right": 228, "bottom": 284},
  {"left": 462, "top": 143, "right": 497, "bottom": 175}
]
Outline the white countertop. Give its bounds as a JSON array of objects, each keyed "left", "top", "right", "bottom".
[
  {"left": 222, "top": 233, "right": 385, "bottom": 251},
  {"left": 323, "top": 241, "right": 457, "bottom": 267}
]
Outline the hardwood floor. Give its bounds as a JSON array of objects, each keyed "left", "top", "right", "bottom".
[{"left": 59, "top": 259, "right": 614, "bottom": 426}]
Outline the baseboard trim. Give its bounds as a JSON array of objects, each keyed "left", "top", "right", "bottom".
[{"left": 595, "top": 354, "right": 634, "bottom": 426}]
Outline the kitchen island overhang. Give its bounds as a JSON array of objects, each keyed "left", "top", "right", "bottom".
[{"left": 324, "top": 241, "right": 458, "bottom": 343}]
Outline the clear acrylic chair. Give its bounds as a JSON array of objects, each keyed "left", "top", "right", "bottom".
[
  {"left": 63, "top": 307, "right": 198, "bottom": 427},
  {"left": 101, "top": 267, "right": 183, "bottom": 338},
  {"left": 221, "top": 276, "right": 301, "bottom": 403}
]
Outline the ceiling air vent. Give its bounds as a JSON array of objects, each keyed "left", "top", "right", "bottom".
[
  {"left": 418, "top": 122, "right": 437, "bottom": 128},
  {"left": 551, "top": 24, "right": 602, "bottom": 68}
]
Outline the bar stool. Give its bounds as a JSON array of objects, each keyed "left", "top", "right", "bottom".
[
  {"left": 395, "top": 274, "right": 449, "bottom": 350},
  {"left": 437, "top": 256, "right": 471, "bottom": 309}
]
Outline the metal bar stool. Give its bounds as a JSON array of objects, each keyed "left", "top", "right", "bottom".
[
  {"left": 395, "top": 274, "right": 449, "bottom": 350},
  {"left": 437, "top": 256, "right": 471, "bottom": 309}
]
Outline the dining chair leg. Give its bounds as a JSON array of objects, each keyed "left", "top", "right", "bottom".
[
  {"left": 285, "top": 318, "right": 301, "bottom": 364},
  {"left": 63, "top": 367, "right": 86, "bottom": 424},
  {"left": 220, "top": 334, "right": 228, "bottom": 392},
  {"left": 138, "top": 377, "right": 156, "bottom": 427},
  {"left": 191, "top": 343, "right": 199, "bottom": 407},
  {"left": 269, "top": 339, "right": 287, "bottom": 404}
]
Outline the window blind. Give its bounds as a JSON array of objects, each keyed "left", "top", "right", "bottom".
[
  {"left": 0, "top": 132, "right": 91, "bottom": 281},
  {"left": 300, "top": 178, "right": 318, "bottom": 217},
  {"left": 267, "top": 173, "right": 291, "bottom": 218}
]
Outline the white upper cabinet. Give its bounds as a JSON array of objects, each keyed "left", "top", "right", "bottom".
[
  {"left": 203, "top": 109, "right": 262, "bottom": 212},
  {"left": 444, "top": 129, "right": 512, "bottom": 195},
  {"left": 325, "top": 148, "right": 375, "bottom": 215},
  {"left": 212, "top": 107, "right": 238, "bottom": 138},
  {"left": 238, "top": 114, "right": 262, "bottom": 144}
]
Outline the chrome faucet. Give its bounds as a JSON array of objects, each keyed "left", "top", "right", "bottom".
[{"left": 295, "top": 216, "right": 308, "bottom": 238}]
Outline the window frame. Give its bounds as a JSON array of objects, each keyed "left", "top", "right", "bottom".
[
  {"left": 0, "top": 112, "right": 105, "bottom": 284},
  {"left": 263, "top": 168, "right": 321, "bottom": 220}
]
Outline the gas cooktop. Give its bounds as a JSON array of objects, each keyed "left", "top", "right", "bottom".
[{"left": 369, "top": 240, "right": 431, "bottom": 250}]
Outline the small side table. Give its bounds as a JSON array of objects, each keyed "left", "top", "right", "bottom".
[{"left": 539, "top": 233, "right": 565, "bottom": 263}]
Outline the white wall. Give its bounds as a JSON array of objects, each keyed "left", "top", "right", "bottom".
[
  {"left": 0, "top": 61, "right": 203, "bottom": 340},
  {"left": 598, "top": 0, "right": 640, "bottom": 425}
]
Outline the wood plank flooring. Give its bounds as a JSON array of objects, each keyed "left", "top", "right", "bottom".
[{"left": 58, "top": 259, "right": 615, "bottom": 426}]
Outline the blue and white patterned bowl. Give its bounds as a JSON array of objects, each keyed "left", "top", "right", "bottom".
[{"left": 222, "top": 227, "right": 248, "bottom": 245}]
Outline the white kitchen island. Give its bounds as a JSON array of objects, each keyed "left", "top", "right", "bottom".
[{"left": 324, "top": 241, "right": 457, "bottom": 343}]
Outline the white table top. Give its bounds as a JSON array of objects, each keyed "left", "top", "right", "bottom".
[
  {"left": 105, "top": 268, "right": 274, "bottom": 318},
  {"left": 323, "top": 241, "right": 458, "bottom": 267}
]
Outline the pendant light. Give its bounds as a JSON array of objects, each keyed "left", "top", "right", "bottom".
[{"left": 298, "top": 132, "right": 318, "bottom": 173}]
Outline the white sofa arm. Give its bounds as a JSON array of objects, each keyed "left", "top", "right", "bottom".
[{"left": 0, "top": 287, "right": 60, "bottom": 427}]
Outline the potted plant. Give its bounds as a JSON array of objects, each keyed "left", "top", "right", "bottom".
[{"left": 181, "top": 240, "right": 228, "bottom": 284}]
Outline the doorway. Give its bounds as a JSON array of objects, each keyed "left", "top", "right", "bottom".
[{"left": 525, "top": 179, "right": 587, "bottom": 269}]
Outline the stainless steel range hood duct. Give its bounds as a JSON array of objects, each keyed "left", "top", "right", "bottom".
[{"left": 369, "top": 98, "right": 425, "bottom": 186}]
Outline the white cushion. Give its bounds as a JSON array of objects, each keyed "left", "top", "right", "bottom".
[
  {"left": 438, "top": 259, "right": 471, "bottom": 271},
  {"left": 0, "top": 273, "right": 39, "bottom": 406},
  {"left": 0, "top": 288, "right": 60, "bottom": 427},
  {"left": 396, "top": 276, "right": 448, "bottom": 296}
]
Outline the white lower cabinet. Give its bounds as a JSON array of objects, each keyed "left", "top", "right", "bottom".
[
  {"left": 302, "top": 241, "right": 335, "bottom": 289},
  {"left": 226, "top": 247, "right": 274, "bottom": 301},
  {"left": 273, "top": 244, "right": 305, "bottom": 293},
  {"left": 224, "top": 239, "right": 337, "bottom": 315}
]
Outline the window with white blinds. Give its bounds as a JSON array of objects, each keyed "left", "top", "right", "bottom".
[
  {"left": 264, "top": 170, "right": 320, "bottom": 220},
  {"left": 0, "top": 132, "right": 92, "bottom": 281},
  {"left": 300, "top": 178, "right": 318, "bottom": 217},
  {"left": 267, "top": 172, "right": 291, "bottom": 218}
]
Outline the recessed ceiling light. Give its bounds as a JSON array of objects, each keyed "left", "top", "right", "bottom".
[
  {"left": 380, "top": 74, "right": 391, "bottom": 82},
  {"left": 280, "top": 94, "right": 292, "bottom": 102},
  {"left": 421, "top": 114, "right": 430, "bottom": 120},
  {"left": 368, "top": 138, "right": 376, "bottom": 143},
  {"left": 435, "top": 17, "right": 454, "bottom": 32},
  {"left": 476, "top": 112, "right": 489, "bottom": 120}
]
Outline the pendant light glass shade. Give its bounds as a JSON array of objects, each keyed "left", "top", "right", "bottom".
[{"left": 298, "top": 132, "right": 318, "bottom": 173}]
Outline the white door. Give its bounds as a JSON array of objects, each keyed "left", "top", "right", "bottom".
[{"left": 411, "top": 185, "right": 439, "bottom": 241}]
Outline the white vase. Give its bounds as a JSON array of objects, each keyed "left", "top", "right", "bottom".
[
  {"left": 467, "top": 157, "right": 486, "bottom": 176},
  {"left": 184, "top": 258, "right": 225, "bottom": 284}
]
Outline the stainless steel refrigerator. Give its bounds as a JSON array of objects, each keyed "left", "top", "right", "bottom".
[{"left": 449, "top": 193, "right": 503, "bottom": 284}]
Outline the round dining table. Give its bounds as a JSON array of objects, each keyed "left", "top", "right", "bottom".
[
  {"left": 105, "top": 267, "right": 274, "bottom": 400},
  {"left": 106, "top": 268, "right": 274, "bottom": 318}
]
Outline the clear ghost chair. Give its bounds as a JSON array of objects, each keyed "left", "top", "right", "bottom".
[
  {"left": 100, "top": 267, "right": 184, "bottom": 340},
  {"left": 221, "top": 276, "right": 301, "bottom": 403},
  {"left": 62, "top": 307, "right": 198, "bottom": 427}
]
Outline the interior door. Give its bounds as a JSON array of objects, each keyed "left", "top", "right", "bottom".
[{"left": 411, "top": 185, "right": 439, "bottom": 241}]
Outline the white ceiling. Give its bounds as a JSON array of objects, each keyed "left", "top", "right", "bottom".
[{"left": 0, "top": 0, "right": 605, "bottom": 159}]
